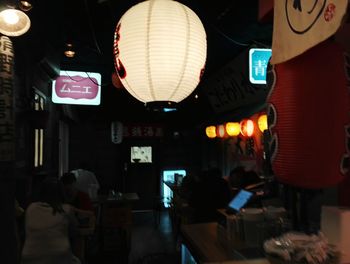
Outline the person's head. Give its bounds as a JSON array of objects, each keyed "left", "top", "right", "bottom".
[
  {"left": 229, "top": 166, "right": 245, "bottom": 188},
  {"left": 241, "top": 170, "right": 261, "bottom": 188},
  {"left": 60, "top": 172, "right": 78, "bottom": 202},
  {"left": 39, "top": 177, "right": 65, "bottom": 214}
]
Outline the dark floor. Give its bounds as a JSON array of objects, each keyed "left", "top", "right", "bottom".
[{"left": 89, "top": 210, "right": 181, "bottom": 264}]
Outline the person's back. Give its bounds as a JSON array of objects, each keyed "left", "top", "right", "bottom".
[
  {"left": 21, "top": 178, "right": 79, "bottom": 264},
  {"left": 22, "top": 203, "right": 74, "bottom": 260}
]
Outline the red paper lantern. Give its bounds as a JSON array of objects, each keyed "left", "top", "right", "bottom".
[
  {"left": 216, "top": 124, "right": 226, "bottom": 138},
  {"left": 111, "top": 71, "right": 124, "bottom": 89},
  {"left": 267, "top": 40, "right": 350, "bottom": 188},
  {"left": 240, "top": 119, "right": 255, "bottom": 137}
]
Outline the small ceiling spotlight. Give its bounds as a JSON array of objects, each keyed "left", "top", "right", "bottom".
[
  {"left": 64, "top": 43, "right": 75, "bottom": 58},
  {"left": 19, "top": 0, "right": 33, "bottom": 12}
]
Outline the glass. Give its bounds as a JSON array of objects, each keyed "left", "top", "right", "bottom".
[
  {"left": 108, "top": 190, "right": 115, "bottom": 199},
  {"left": 257, "top": 220, "right": 282, "bottom": 247}
]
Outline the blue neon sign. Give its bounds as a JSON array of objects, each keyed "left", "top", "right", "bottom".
[{"left": 249, "top": 48, "right": 272, "bottom": 84}]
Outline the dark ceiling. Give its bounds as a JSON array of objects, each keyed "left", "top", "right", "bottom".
[{"left": 12, "top": 0, "right": 273, "bottom": 128}]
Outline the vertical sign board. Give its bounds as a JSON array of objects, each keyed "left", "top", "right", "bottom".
[
  {"left": 249, "top": 48, "right": 272, "bottom": 84},
  {"left": 202, "top": 48, "right": 270, "bottom": 115},
  {"left": 0, "top": 36, "right": 15, "bottom": 162}
]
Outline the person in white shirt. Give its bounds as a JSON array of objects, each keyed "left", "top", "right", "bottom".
[
  {"left": 21, "top": 178, "right": 80, "bottom": 264},
  {"left": 71, "top": 162, "right": 100, "bottom": 200}
]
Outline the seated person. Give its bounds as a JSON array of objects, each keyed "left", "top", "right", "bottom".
[
  {"left": 189, "top": 168, "right": 231, "bottom": 223},
  {"left": 178, "top": 172, "right": 198, "bottom": 201},
  {"left": 21, "top": 177, "right": 81, "bottom": 264},
  {"left": 60, "top": 172, "right": 93, "bottom": 212},
  {"left": 71, "top": 162, "right": 100, "bottom": 199},
  {"left": 228, "top": 166, "right": 246, "bottom": 196},
  {"left": 239, "top": 170, "right": 266, "bottom": 208},
  {"left": 241, "top": 170, "right": 264, "bottom": 191}
]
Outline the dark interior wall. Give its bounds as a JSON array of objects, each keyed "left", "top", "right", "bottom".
[
  {"left": 69, "top": 121, "right": 209, "bottom": 209},
  {"left": 69, "top": 120, "right": 121, "bottom": 190}
]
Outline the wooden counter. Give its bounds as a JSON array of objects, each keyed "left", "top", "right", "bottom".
[
  {"left": 93, "top": 192, "right": 139, "bottom": 205},
  {"left": 181, "top": 222, "right": 270, "bottom": 264}
]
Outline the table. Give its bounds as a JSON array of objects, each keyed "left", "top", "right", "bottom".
[
  {"left": 95, "top": 193, "right": 139, "bottom": 262},
  {"left": 93, "top": 192, "right": 139, "bottom": 205},
  {"left": 181, "top": 222, "right": 270, "bottom": 264}
]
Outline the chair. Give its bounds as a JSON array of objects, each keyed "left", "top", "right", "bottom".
[
  {"left": 98, "top": 203, "right": 132, "bottom": 263},
  {"left": 153, "top": 196, "right": 166, "bottom": 228}
]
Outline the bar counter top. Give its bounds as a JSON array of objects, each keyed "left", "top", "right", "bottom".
[{"left": 181, "top": 222, "right": 270, "bottom": 264}]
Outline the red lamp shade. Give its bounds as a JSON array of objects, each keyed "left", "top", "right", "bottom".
[
  {"left": 267, "top": 40, "right": 350, "bottom": 188},
  {"left": 240, "top": 119, "right": 254, "bottom": 137},
  {"left": 111, "top": 71, "right": 124, "bottom": 89}
]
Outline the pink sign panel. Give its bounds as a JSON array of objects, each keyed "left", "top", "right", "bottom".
[
  {"left": 52, "top": 71, "right": 101, "bottom": 105},
  {"left": 55, "top": 76, "right": 98, "bottom": 99}
]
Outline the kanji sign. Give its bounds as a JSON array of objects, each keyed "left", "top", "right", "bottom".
[
  {"left": 0, "top": 36, "right": 15, "bottom": 161},
  {"left": 249, "top": 48, "right": 272, "bottom": 84},
  {"left": 123, "top": 124, "right": 163, "bottom": 138}
]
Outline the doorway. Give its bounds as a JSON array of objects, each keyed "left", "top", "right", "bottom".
[{"left": 161, "top": 169, "right": 186, "bottom": 208}]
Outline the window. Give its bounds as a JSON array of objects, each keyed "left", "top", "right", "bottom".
[{"left": 34, "top": 92, "right": 45, "bottom": 168}]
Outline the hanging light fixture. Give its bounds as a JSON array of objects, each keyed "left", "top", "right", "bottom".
[
  {"left": 205, "top": 126, "right": 216, "bottom": 139},
  {"left": 225, "top": 122, "right": 240, "bottom": 136},
  {"left": 19, "top": 0, "right": 33, "bottom": 12},
  {"left": 0, "top": 2, "right": 31, "bottom": 37},
  {"left": 113, "top": 0, "right": 207, "bottom": 107},
  {"left": 64, "top": 43, "right": 75, "bottom": 58},
  {"left": 240, "top": 119, "right": 255, "bottom": 137},
  {"left": 258, "top": 114, "right": 268, "bottom": 132}
]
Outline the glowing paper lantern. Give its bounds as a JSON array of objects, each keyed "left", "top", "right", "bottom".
[
  {"left": 226, "top": 122, "right": 240, "bottom": 136},
  {"left": 205, "top": 126, "right": 216, "bottom": 139},
  {"left": 267, "top": 40, "right": 349, "bottom": 188},
  {"left": 258, "top": 114, "right": 268, "bottom": 132},
  {"left": 216, "top": 125, "right": 226, "bottom": 138},
  {"left": 113, "top": 0, "right": 207, "bottom": 104},
  {"left": 240, "top": 119, "right": 254, "bottom": 137}
]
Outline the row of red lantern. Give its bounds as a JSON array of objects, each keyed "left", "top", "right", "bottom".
[{"left": 205, "top": 114, "right": 268, "bottom": 139}]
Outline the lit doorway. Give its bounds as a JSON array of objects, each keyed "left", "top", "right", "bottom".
[{"left": 161, "top": 169, "right": 186, "bottom": 208}]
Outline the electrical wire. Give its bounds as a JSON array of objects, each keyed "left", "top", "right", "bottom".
[
  {"left": 82, "top": 0, "right": 102, "bottom": 55},
  {"left": 210, "top": 24, "right": 250, "bottom": 46},
  {"left": 63, "top": 70, "right": 111, "bottom": 87}
]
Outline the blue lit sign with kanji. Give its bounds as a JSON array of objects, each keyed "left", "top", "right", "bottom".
[{"left": 249, "top": 48, "right": 272, "bottom": 84}]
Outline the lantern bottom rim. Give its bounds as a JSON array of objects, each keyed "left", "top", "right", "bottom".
[{"left": 145, "top": 101, "right": 178, "bottom": 113}]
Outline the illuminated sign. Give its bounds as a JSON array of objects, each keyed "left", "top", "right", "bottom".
[
  {"left": 249, "top": 48, "right": 272, "bottom": 84},
  {"left": 52, "top": 70, "right": 101, "bottom": 105}
]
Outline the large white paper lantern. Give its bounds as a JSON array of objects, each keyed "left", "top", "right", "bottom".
[{"left": 113, "top": 0, "right": 207, "bottom": 105}]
